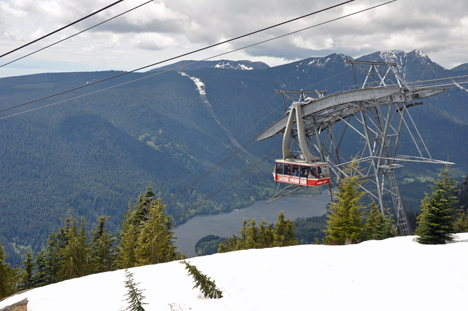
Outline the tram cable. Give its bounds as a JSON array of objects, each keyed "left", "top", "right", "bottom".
[
  {"left": 0, "top": 0, "right": 126, "bottom": 59},
  {"left": 187, "top": 146, "right": 282, "bottom": 216},
  {"left": 165, "top": 103, "right": 285, "bottom": 199},
  {"left": 0, "top": 0, "right": 154, "bottom": 69},
  {"left": 165, "top": 135, "right": 259, "bottom": 206},
  {"left": 0, "top": 0, "right": 365, "bottom": 115}
]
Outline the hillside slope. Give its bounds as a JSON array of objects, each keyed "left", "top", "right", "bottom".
[
  {"left": 1, "top": 234, "right": 468, "bottom": 311},
  {"left": 1, "top": 50, "right": 468, "bottom": 265}
]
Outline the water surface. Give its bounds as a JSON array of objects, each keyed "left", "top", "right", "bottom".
[{"left": 174, "top": 191, "right": 330, "bottom": 257}]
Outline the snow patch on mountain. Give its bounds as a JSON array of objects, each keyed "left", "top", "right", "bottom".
[
  {"left": 306, "top": 53, "right": 349, "bottom": 68},
  {"left": 179, "top": 72, "right": 206, "bottom": 96},
  {"left": 380, "top": 50, "right": 410, "bottom": 80},
  {"left": 239, "top": 64, "right": 253, "bottom": 70},
  {"left": 214, "top": 61, "right": 254, "bottom": 70}
]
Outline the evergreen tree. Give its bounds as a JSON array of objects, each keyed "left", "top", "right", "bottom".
[
  {"left": 218, "top": 212, "right": 297, "bottom": 252},
  {"left": 0, "top": 240, "right": 19, "bottom": 299},
  {"left": 44, "top": 217, "right": 74, "bottom": 284},
  {"left": 273, "top": 212, "right": 297, "bottom": 247},
  {"left": 58, "top": 217, "right": 92, "bottom": 279},
  {"left": 123, "top": 269, "right": 147, "bottom": 311},
  {"left": 257, "top": 219, "right": 274, "bottom": 248},
  {"left": 182, "top": 260, "right": 223, "bottom": 299},
  {"left": 136, "top": 198, "right": 180, "bottom": 265},
  {"left": 90, "top": 215, "right": 117, "bottom": 273},
  {"left": 117, "top": 223, "right": 138, "bottom": 269},
  {"left": 32, "top": 248, "right": 49, "bottom": 288},
  {"left": 245, "top": 219, "right": 258, "bottom": 249},
  {"left": 117, "top": 186, "right": 158, "bottom": 268},
  {"left": 454, "top": 211, "right": 468, "bottom": 233},
  {"left": 417, "top": 167, "right": 458, "bottom": 244},
  {"left": 325, "top": 161, "right": 366, "bottom": 245},
  {"left": 18, "top": 251, "right": 34, "bottom": 290},
  {"left": 363, "top": 201, "right": 397, "bottom": 241}
]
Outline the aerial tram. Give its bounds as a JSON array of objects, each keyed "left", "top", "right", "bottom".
[
  {"left": 271, "top": 95, "right": 330, "bottom": 188},
  {"left": 274, "top": 159, "right": 330, "bottom": 186}
]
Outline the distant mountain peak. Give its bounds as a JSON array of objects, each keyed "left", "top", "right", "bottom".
[
  {"left": 358, "top": 49, "right": 446, "bottom": 81},
  {"left": 149, "top": 60, "right": 269, "bottom": 73},
  {"left": 379, "top": 49, "right": 430, "bottom": 63},
  {"left": 213, "top": 60, "right": 267, "bottom": 70}
]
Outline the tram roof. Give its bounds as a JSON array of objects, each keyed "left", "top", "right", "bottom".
[{"left": 275, "top": 159, "right": 328, "bottom": 166}]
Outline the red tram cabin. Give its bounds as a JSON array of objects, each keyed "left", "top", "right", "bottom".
[{"left": 273, "top": 160, "right": 330, "bottom": 187}]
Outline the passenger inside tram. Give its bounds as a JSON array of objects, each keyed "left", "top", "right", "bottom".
[
  {"left": 308, "top": 167, "right": 317, "bottom": 178},
  {"left": 276, "top": 163, "right": 284, "bottom": 175},
  {"left": 317, "top": 166, "right": 323, "bottom": 178}
]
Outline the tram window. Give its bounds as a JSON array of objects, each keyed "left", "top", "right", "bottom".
[
  {"left": 300, "top": 166, "right": 308, "bottom": 178},
  {"left": 292, "top": 165, "right": 300, "bottom": 177},
  {"left": 317, "top": 166, "right": 322, "bottom": 176},
  {"left": 276, "top": 163, "right": 284, "bottom": 175},
  {"left": 284, "top": 164, "right": 291, "bottom": 175},
  {"left": 321, "top": 165, "right": 330, "bottom": 176},
  {"left": 309, "top": 167, "right": 317, "bottom": 178}
]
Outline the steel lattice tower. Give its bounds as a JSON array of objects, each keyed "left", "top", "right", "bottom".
[{"left": 257, "top": 60, "right": 451, "bottom": 235}]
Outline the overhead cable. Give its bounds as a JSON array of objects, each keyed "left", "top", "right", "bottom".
[
  {"left": 0, "top": 0, "right": 357, "bottom": 115},
  {"left": 0, "top": 0, "right": 153, "bottom": 69},
  {"left": 186, "top": 146, "right": 281, "bottom": 216},
  {"left": 165, "top": 102, "right": 285, "bottom": 199},
  {"left": 0, "top": 0, "right": 126, "bottom": 59}
]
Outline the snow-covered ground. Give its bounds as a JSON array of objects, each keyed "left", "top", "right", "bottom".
[{"left": 2, "top": 234, "right": 468, "bottom": 311}]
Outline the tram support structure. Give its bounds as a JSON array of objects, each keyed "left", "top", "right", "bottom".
[{"left": 258, "top": 60, "right": 452, "bottom": 236}]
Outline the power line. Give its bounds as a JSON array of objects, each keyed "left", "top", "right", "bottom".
[
  {"left": 0, "top": 0, "right": 126, "bottom": 59},
  {"left": 0, "top": 0, "right": 153, "bottom": 69},
  {"left": 0, "top": 0, "right": 356, "bottom": 115}
]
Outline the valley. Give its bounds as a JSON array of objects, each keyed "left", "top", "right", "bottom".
[{"left": 1, "top": 50, "right": 468, "bottom": 265}]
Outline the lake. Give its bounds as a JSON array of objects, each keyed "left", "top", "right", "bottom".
[{"left": 173, "top": 191, "right": 330, "bottom": 257}]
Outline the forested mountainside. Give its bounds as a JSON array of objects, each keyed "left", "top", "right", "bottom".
[{"left": 1, "top": 50, "right": 468, "bottom": 264}]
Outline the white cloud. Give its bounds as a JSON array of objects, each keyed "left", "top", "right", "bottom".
[
  {"left": 1, "top": 0, "right": 468, "bottom": 77},
  {"left": 135, "top": 32, "right": 178, "bottom": 50}
]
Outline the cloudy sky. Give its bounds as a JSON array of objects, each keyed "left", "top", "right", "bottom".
[{"left": 0, "top": 0, "right": 467, "bottom": 78}]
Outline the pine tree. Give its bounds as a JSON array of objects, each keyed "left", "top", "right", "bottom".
[
  {"left": 182, "top": 260, "right": 223, "bottom": 299},
  {"left": 18, "top": 251, "right": 34, "bottom": 290},
  {"left": 32, "top": 248, "right": 49, "bottom": 287},
  {"left": 257, "top": 219, "right": 274, "bottom": 248},
  {"left": 218, "top": 212, "right": 297, "bottom": 252},
  {"left": 117, "top": 223, "right": 138, "bottom": 269},
  {"left": 325, "top": 161, "right": 365, "bottom": 245},
  {"left": 136, "top": 198, "right": 180, "bottom": 265},
  {"left": 90, "top": 215, "right": 117, "bottom": 273},
  {"left": 273, "top": 212, "right": 297, "bottom": 247},
  {"left": 245, "top": 219, "right": 258, "bottom": 249},
  {"left": 123, "top": 269, "right": 147, "bottom": 311},
  {"left": 454, "top": 211, "right": 468, "bottom": 233},
  {"left": 58, "top": 217, "right": 92, "bottom": 279},
  {"left": 117, "top": 186, "right": 161, "bottom": 268},
  {"left": 0, "top": 240, "right": 19, "bottom": 299},
  {"left": 363, "top": 201, "right": 397, "bottom": 241},
  {"left": 417, "top": 167, "right": 458, "bottom": 244},
  {"left": 44, "top": 217, "right": 74, "bottom": 283}
]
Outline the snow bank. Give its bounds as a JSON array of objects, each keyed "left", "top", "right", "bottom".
[{"left": 2, "top": 234, "right": 468, "bottom": 311}]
